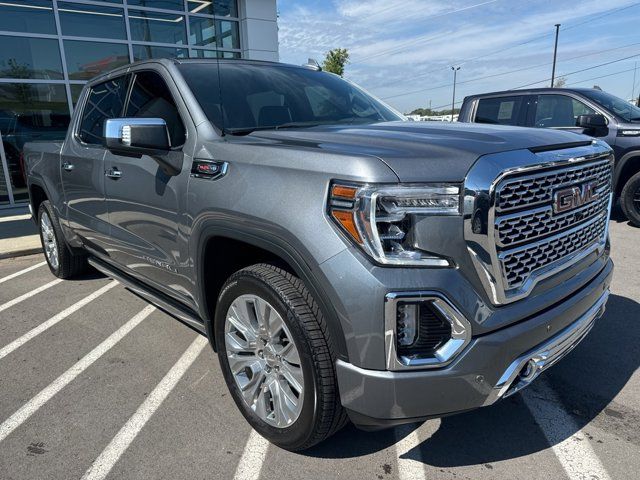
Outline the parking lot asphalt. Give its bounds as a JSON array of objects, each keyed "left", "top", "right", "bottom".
[{"left": 0, "top": 211, "right": 638, "bottom": 480}]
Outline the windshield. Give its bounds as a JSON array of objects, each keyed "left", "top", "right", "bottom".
[
  {"left": 178, "top": 62, "right": 404, "bottom": 134},
  {"left": 580, "top": 89, "right": 640, "bottom": 122}
]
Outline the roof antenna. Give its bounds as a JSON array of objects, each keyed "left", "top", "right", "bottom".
[{"left": 303, "top": 58, "right": 322, "bottom": 71}]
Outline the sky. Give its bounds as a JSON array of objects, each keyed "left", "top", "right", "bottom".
[{"left": 276, "top": 0, "right": 640, "bottom": 113}]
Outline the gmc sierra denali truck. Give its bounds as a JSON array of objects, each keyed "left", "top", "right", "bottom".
[
  {"left": 459, "top": 87, "right": 640, "bottom": 226},
  {"left": 25, "top": 59, "right": 614, "bottom": 451}
]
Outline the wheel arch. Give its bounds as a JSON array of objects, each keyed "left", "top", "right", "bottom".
[
  {"left": 195, "top": 224, "right": 349, "bottom": 362},
  {"left": 615, "top": 151, "right": 640, "bottom": 196}
]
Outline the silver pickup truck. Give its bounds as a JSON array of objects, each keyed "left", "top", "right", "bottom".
[{"left": 25, "top": 58, "right": 614, "bottom": 451}]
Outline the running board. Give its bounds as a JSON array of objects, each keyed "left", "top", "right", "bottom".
[{"left": 88, "top": 257, "right": 207, "bottom": 335}]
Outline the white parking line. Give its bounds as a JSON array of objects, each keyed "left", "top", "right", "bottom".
[
  {"left": 81, "top": 335, "right": 208, "bottom": 480},
  {"left": 0, "top": 261, "right": 46, "bottom": 285},
  {"left": 0, "top": 305, "right": 155, "bottom": 443},
  {"left": 523, "top": 379, "right": 611, "bottom": 480},
  {"left": 0, "top": 278, "right": 63, "bottom": 314},
  {"left": 233, "top": 430, "right": 270, "bottom": 480},
  {"left": 0, "top": 281, "right": 118, "bottom": 361},
  {"left": 395, "top": 424, "right": 427, "bottom": 480}
]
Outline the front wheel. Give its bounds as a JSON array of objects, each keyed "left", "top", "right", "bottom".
[
  {"left": 215, "top": 264, "right": 346, "bottom": 451},
  {"left": 620, "top": 170, "right": 640, "bottom": 227},
  {"left": 38, "top": 200, "right": 87, "bottom": 278}
]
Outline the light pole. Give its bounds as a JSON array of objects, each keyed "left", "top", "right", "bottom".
[
  {"left": 451, "top": 66, "right": 460, "bottom": 122},
  {"left": 551, "top": 23, "right": 561, "bottom": 87}
]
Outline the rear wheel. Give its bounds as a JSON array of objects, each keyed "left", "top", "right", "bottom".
[
  {"left": 621, "top": 170, "right": 640, "bottom": 227},
  {"left": 38, "top": 200, "right": 87, "bottom": 278},
  {"left": 215, "top": 264, "right": 347, "bottom": 451}
]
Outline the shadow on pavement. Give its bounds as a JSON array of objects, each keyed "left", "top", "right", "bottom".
[{"left": 303, "top": 294, "right": 640, "bottom": 466}]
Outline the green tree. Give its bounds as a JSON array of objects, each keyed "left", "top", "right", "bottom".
[{"left": 322, "top": 48, "right": 350, "bottom": 77}]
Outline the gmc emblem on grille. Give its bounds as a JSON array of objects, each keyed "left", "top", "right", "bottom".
[{"left": 553, "top": 182, "right": 599, "bottom": 214}]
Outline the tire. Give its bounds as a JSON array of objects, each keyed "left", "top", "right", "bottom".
[
  {"left": 214, "top": 264, "right": 347, "bottom": 451},
  {"left": 37, "top": 200, "right": 87, "bottom": 278},
  {"left": 620, "top": 170, "right": 640, "bottom": 227}
]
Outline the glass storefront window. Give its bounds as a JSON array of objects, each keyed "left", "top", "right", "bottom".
[
  {"left": 189, "top": 17, "right": 216, "bottom": 48},
  {"left": 64, "top": 40, "right": 130, "bottom": 80},
  {"left": 0, "top": 0, "right": 56, "bottom": 35},
  {"left": 218, "top": 20, "right": 239, "bottom": 49},
  {"left": 132, "top": 45, "right": 188, "bottom": 61},
  {"left": 0, "top": 36, "right": 63, "bottom": 80},
  {"left": 70, "top": 84, "right": 86, "bottom": 106},
  {"left": 0, "top": 83, "right": 70, "bottom": 203},
  {"left": 128, "top": 0, "right": 184, "bottom": 10},
  {"left": 190, "top": 49, "right": 240, "bottom": 59},
  {"left": 58, "top": 2, "right": 126, "bottom": 40},
  {"left": 128, "top": 9, "right": 187, "bottom": 45}
]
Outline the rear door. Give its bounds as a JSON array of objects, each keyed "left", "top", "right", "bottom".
[
  {"left": 103, "top": 68, "right": 192, "bottom": 301},
  {"left": 62, "top": 75, "right": 129, "bottom": 250}
]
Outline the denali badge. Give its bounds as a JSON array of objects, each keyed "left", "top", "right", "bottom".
[{"left": 553, "top": 182, "right": 599, "bottom": 214}]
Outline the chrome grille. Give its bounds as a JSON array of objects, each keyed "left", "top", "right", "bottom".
[{"left": 496, "top": 160, "right": 612, "bottom": 212}]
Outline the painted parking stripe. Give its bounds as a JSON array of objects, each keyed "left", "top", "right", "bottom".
[
  {"left": 81, "top": 335, "right": 208, "bottom": 480},
  {"left": 0, "top": 261, "right": 46, "bottom": 285},
  {"left": 233, "top": 429, "right": 270, "bottom": 480},
  {"left": 0, "top": 278, "right": 63, "bottom": 314},
  {"left": 0, "top": 281, "right": 118, "bottom": 361},
  {"left": 522, "top": 379, "right": 611, "bottom": 480},
  {"left": 0, "top": 305, "right": 155, "bottom": 443},
  {"left": 395, "top": 424, "right": 427, "bottom": 480}
]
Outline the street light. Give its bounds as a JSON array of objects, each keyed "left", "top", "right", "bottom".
[{"left": 451, "top": 66, "right": 461, "bottom": 122}]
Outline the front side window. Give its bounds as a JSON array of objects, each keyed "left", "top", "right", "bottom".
[
  {"left": 580, "top": 89, "right": 640, "bottom": 123},
  {"left": 534, "top": 95, "right": 596, "bottom": 128},
  {"left": 78, "top": 76, "right": 128, "bottom": 145},
  {"left": 125, "top": 71, "right": 186, "bottom": 147},
  {"left": 178, "top": 63, "right": 403, "bottom": 133},
  {"left": 475, "top": 96, "right": 525, "bottom": 126}
]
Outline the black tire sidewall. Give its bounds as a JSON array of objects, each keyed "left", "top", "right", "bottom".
[
  {"left": 621, "top": 171, "right": 640, "bottom": 227},
  {"left": 37, "top": 201, "right": 62, "bottom": 277},
  {"left": 214, "top": 272, "right": 319, "bottom": 450}
]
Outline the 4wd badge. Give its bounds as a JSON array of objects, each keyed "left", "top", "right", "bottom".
[{"left": 553, "top": 182, "right": 599, "bottom": 214}]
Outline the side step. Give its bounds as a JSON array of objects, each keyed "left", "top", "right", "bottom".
[{"left": 88, "top": 257, "right": 207, "bottom": 335}]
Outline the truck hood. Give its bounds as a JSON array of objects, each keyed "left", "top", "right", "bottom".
[{"left": 250, "top": 121, "right": 593, "bottom": 182}]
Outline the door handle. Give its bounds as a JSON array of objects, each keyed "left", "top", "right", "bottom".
[
  {"left": 105, "top": 167, "right": 122, "bottom": 179},
  {"left": 62, "top": 162, "right": 74, "bottom": 172}
]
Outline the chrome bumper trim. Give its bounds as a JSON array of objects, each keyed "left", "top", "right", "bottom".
[{"left": 485, "top": 289, "right": 609, "bottom": 405}]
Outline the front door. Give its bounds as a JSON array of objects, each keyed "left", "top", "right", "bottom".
[
  {"left": 62, "top": 76, "right": 128, "bottom": 251},
  {"left": 103, "top": 69, "right": 192, "bottom": 302}
]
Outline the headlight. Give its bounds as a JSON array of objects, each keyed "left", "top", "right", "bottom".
[{"left": 328, "top": 182, "right": 460, "bottom": 266}]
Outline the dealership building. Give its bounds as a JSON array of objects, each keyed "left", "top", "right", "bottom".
[{"left": 0, "top": 0, "right": 279, "bottom": 207}]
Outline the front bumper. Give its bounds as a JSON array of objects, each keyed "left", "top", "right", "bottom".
[{"left": 336, "top": 258, "right": 613, "bottom": 428}]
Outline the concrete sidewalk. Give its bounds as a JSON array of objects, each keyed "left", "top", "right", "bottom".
[{"left": 0, "top": 206, "right": 42, "bottom": 259}]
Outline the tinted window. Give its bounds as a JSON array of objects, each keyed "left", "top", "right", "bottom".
[
  {"left": 188, "top": 0, "right": 237, "bottom": 16},
  {"left": 534, "top": 95, "right": 596, "bottom": 128},
  {"left": 580, "top": 89, "right": 640, "bottom": 123},
  {"left": 126, "top": 71, "right": 185, "bottom": 147},
  {"left": 128, "top": 10, "right": 186, "bottom": 45},
  {"left": 64, "top": 40, "right": 130, "bottom": 80},
  {"left": 0, "top": 35, "right": 63, "bottom": 80},
  {"left": 179, "top": 63, "right": 402, "bottom": 132},
  {"left": 78, "top": 77, "right": 128, "bottom": 145},
  {"left": 128, "top": 0, "right": 183, "bottom": 10},
  {"left": 58, "top": 2, "right": 126, "bottom": 40},
  {"left": 475, "top": 96, "right": 525, "bottom": 125},
  {"left": 0, "top": 0, "right": 56, "bottom": 35},
  {"left": 132, "top": 45, "right": 188, "bottom": 61}
]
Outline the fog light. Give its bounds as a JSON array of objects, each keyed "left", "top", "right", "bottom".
[{"left": 397, "top": 303, "right": 418, "bottom": 346}]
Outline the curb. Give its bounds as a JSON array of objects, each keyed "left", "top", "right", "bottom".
[{"left": 0, "top": 247, "right": 43, "bottom": 260}]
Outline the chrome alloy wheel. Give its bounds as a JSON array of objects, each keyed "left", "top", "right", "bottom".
[
  {"left": 40, "top": 211, "right": 59, "bottom": 270},
  {"left": 225, "top": 294, "right": 304, "bottom": 427}
]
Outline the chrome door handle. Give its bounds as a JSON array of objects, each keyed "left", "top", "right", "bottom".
[
  {"left": 105, "top": 167, "right": 122, "bottom": 179},
  {"left": 62, "top": 162, "right": 74, "bottom": 172}
]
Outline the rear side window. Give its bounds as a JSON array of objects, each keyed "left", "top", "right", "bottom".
[
  {"left": 125, "top": 71, "right": 186, "bottom": 147},
  {"left": 475, "top": 96, "right": 525, "bottom": 126},
  {"left": 78, "top": 76, "right": 128, "bottom": 145}
]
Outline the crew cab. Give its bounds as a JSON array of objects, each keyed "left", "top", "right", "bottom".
[
  {"left": 459, "top": 88, "right": 640, "bottom": 226},
  {"left": 25, "top": 59, "right": 614, "bottom": 450}
]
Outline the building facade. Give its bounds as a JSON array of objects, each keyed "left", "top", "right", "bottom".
[{"left": 0, "top": 0, "right": 279, "bottom": 207}]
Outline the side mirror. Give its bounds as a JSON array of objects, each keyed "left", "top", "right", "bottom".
[
  {"left": 576, "top": 114, "right": 607, "bottom": 129},
  {"left": 103, "top": 118, "right": 181, "bottom": 176},
  {"left": 104, "top": 118, "right": 170, "bottom": 155}
]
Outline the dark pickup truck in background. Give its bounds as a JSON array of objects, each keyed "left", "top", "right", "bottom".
[
  {"left": 459, "top": 88, "right": 640, "bottom": 226},
  {"left": 24, "top": 59, "right": 614, "bottom": 451}
]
